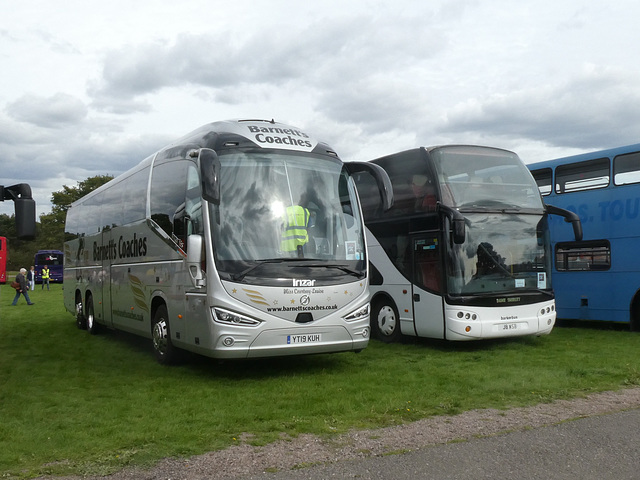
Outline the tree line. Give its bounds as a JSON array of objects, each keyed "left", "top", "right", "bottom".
[{"left": 1, "top": 175, "right": 113, "bottom": 271}]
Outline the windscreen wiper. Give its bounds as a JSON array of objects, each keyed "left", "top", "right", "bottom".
[
  {"left": 231, "top": 260, "right": 363, "bottom": 282},
  {"left": 230, "top": 259, "right": 285, "bottom": 282},
  {"left": 300, "top": 263, "right": 363, "bottom": 277},
  {"left": 459, "top": 200, "right": 523, "bottom": 212}
]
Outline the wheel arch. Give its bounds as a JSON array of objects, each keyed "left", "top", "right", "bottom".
[
  {"left": 150, "top": 295, "right": 182, "bottom": 365},
  {"left": 150, "top": 294, "right": 168, "bottom": 335},
  {"left": 370, "top": 292, "right": 403, "bottom": 343},
  {"left": 84, "top": 290, "right": 100, "bottom": 335},
  {"left": 630, "top": 289, "right": 640, "bottom": 332},
  {"left": 370, "top": 290, "right": 396, "bottom": 311},
  {"left": 82, "top": 288, "right": 94, "bottom": 313},
  {"left": 74, "top": 288, "right": 86, "bottom": 329}
]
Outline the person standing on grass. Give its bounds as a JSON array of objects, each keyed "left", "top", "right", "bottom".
[
  {"left": 28, "top": 266, "right": 35, "bottom": 290},
  {"left": 11, "top": 268, "right": 35, "bottom": 306},
  {"left": 41, "top": 265, "right": 50, "bottom": 290}
]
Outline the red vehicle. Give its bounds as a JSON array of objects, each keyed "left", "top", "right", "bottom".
[{"left": 0, "top": 236, "right": 6, "bottom": 283}]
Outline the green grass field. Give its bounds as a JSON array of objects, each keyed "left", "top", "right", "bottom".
[{"left": 1, "top": 279, "right": 639, "bottom": 478}]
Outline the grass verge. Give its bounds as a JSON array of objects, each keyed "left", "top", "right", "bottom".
[{"left": 1, "top": 280, "right": 639, "bottom": 478}]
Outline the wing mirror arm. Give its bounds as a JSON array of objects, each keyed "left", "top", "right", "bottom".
[
  {"left": 545, "top": 204, "right": 583, "bottom": 241},
  {"left": 186, "top": 234, "right": 205, "bottom": 288},
  {"left": 196, "top": 148, "right": 221, "bottom": 205},
  {"left": 438, "top": 203, "right": 465, "bottom": 244}
]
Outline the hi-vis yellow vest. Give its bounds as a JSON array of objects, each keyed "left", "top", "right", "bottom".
[
  {"left": 281, "top": 205, "right": 310, "bottom": 252},
  {"left": 42, "top": 267, "right": 50, "bottom": 279}
]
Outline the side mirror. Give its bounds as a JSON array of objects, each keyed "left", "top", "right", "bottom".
[
  {"left": 545, "top": 204, "right": 583, "bottom": 241},
  {"left": 452, "top": 217, "right": 465, "bottom": 245},
  {"left": 344, "top": 162, "right": 394, "bottom": 212},
  {"left": 186, "top": 234, "right": 205, "bottom": 288},
  {"left": 198, "top": 148, "right": 221, "bottom": 205},
  {"left": 438, "top": 204, "right": 465, "bottom": 244}
]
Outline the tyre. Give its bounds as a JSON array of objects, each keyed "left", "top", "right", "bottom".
[
  {"left": 86, "top": 295, "right": 100, "bottom": 335},
  {"left": 152, "top": 304, "right": 180, "bottom": 365},
  {"left": 371, "top": 298, "right": 402, "bottom": 343}
]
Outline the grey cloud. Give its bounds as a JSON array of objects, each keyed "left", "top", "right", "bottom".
[
  {"left": 91, "top": 34, "right": 273, "bottom": 100},
  {"left": 90, "top": 95, "right": 154, "bottom": 115},
  {"left": 442, "top": 69, "right": 640, "bottom": 150},
  {"left": 0, "top": 114, "right": 45, "bottom": 146},
  {"left": 89, "top": 14, "right": 446, "bottom": 106},
  {"left": 48, "top": 130, "right": 172, "bottom": 176},
  {"left": 317, "top": 78, "right": 426, "bottom": 134},
  {"left": 6, "top": 93, "right": 88, "bottom": 128},
  {"left": 0, "top": 110, "right": 170, "bottom": 216}
]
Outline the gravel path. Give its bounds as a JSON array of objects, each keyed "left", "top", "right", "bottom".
[{"left": 40, "top": 387, "right": 640, "bottom": 480}]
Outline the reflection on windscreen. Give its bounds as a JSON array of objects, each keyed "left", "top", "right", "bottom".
[
  {"left": 430, "top": 146, "right": 543, "bottom": 210},
  {"left": 211, "top": 151, "right": 365, "bottom": 272},
  {"left": 447, "top": 213, "right": 551, "bottom": 295}
]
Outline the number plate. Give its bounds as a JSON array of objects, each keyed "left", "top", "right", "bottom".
[
  {"left": 287, "top": 333, "right": 322, "bottom": 344},
  {"left": 502, "top": 323, "right": 518, "bottom": 331}
]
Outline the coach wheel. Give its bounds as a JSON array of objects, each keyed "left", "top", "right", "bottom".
[
  {"left": 86, "top": 295, "right": 100, "bottom": 335},
  {"left": 371, "top": 298, "right": 402, "bottom": 343},
  {"left": 75, "top": 293, "right": 86, "bottom": 330},
  {"left": 152, "top": 305, "right": 179, "bottom": 365}
]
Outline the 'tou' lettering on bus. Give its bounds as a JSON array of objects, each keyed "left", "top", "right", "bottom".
[
  {"left": 63, "top": 119, "right": 393, "bottom": 363},
  {"left": 529, "top": 143, "right": 640, "bottom": 331}
]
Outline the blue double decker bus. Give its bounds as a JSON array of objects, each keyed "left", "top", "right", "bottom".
[{"left": 529, "top": 144, "right": 640, "bottom": 331}]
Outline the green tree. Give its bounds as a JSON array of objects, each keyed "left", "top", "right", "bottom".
[
  {"left": 3, "top": 176, "right": 113, "bottom": 272},
  {"left": 38, "top": 175, "right": 113, "bottom": 251}
]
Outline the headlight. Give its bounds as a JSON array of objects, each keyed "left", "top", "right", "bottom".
[
  {"left": 344, "top": 303, "right": 370, "bottom": 322},
  {"left": 213, "top": 307, "right": 261, "bottom": 326},
  {"left": 455, "top": 310, "right": 478, "bottom": 321}
]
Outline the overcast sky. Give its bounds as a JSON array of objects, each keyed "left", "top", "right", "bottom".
[{"left": 2, "top": 0, "right": 640, "bottom": 217}]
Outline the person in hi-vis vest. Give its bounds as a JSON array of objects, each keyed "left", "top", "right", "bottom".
[
  {"left": 41, "top": 265, "right": 50, "bottom": 290},
  {"left": 281, "top": 204, "right": 310, "bottom": 255}
]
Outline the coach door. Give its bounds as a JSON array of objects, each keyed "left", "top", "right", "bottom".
[{"left": 411, "top": 233, "right": 445, "bottom": 338}]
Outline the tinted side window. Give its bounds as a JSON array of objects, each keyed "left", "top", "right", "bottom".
[
  {"left": 531, "top": 168, "right": 552, "bottom": 196},
  {"left": 614, "top": 151, "right": 640, "bottom": 186},
  {"left": 101, "top": 184, "right": 122, "bottom": 230},
  {"left": 150, "top": 160, "right": 189, "bottom": 239},
  {"left": 173, "top": 165, "right": 203, "bottom": 250},
  {"left": 122, "top": 167, "right": 149, "bottom": 224},
  {"left": 65, "top": 205, "right": 81, "bottom": 237},
  {"left": 555, "top": 240, "right": 611, "bottom": 271},
  {"left": 555, "top": 158, "right": 609, "bottom": 193},
  {"left": 83, "top": 193, "right": 103, "bottom": 235},
  {"left": 368, "top": 220, "right": 412, "bottom": 281},
  {"left": 374, "top": 151, "right": 437, "bottom": 217}
]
